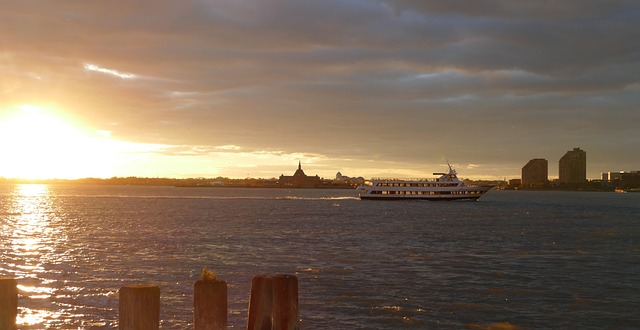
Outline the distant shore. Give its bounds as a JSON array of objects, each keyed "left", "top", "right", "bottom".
[
  {"left": 174, "top": 184, "right": 356, "bottom": 189},
  {"left": 0, "top": 177, "right": 357, "bottom": 189},
  {"left": 2, "top": 177, "right": 636, "bottom": 191}
]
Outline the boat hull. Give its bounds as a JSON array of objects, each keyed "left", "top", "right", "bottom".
[
  {"left": 359, "top": 195, "right": 481, "bottom": 201},
  {"left": 356, "top": 185, "right": 495, "bottom": 201}
]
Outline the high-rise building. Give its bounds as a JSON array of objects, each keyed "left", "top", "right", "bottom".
[
  {"left": 559, "top": 147, "right": 586, "bottom": 184},
  {"left": 522, "top": 158, "right": 548, "bottom": 188}
]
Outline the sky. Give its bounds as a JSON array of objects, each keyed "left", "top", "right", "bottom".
[{"left": 1, "top": 0, "right": 639, "bottom": 180}]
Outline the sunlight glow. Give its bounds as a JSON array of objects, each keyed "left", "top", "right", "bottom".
[
  {"left": 0, "top": 105, "right": 206, "bottom": 179},
  {"left": 0, "top": 105, "right": 120, "bottom": 179},
  {"left": 5, "top": 184, "right": 68, "bottom": 327},
  {"left": 17, "top": 183, "right": 48, "bottom": 196},
  {"left": 17, "top": 308, "right": 63, "bottom": 326}
]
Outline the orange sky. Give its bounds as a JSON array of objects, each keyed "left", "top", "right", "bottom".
[{"left": 1, "top": 1, "right": 639, "bottom": 180}]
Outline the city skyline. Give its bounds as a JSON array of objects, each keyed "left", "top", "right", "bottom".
[{"left": 1, "top": 1, "right": 639, "bottom": 180}]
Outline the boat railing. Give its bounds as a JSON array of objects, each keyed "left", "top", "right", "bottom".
[
  {"left": 369, "top": 177, "right": 461, "bottom": 182},
  {"left": 369, "top": 178, "right": 439, "bottom": 182}
]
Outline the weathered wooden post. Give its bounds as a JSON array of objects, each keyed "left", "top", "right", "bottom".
[
  {"left": 272, "top": 275, "right": 299, "bottom": 330},
  {"left": 194, "top": 279, "right": 227, "bottom": 330},
  {"left": 119, "top": 285, "right": 160, "bottom": 330},
  {"left": 0, "top": 278, "right": 18, "bottom": 330},
  {"left": 247, "top": 274, "right": 299, "bottom": 330},
  {"left": 247, "top": 275, "right": 273, "bottom": 330}
]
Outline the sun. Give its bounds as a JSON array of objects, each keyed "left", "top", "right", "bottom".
[{"left": 0, "top": 105, "right": 117, "bottom": 180}]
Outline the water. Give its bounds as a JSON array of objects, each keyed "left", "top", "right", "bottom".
[{"left": 1, "top": 184, "right": 639, "bottom": 329}]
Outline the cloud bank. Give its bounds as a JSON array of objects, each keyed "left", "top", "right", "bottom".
[{"left": 2, "top": 0, "right": 639, "bottom": 178}]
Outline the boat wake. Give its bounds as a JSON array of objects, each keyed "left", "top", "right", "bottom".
[
  {"left": 53, "top": 194, "right": 359, "bottom": 201},
  {"left": 277, "top": 196, "right": 359, "bottom": 201}
]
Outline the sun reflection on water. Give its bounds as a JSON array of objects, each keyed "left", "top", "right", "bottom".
[{"left": 2, "top": 184, "right": 67, "bottom": 327}]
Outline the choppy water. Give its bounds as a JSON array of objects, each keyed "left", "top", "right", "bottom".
[{"left": 1, "top": 184, "right": 639, "bottom": 329}]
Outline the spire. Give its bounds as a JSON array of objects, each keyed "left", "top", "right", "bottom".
[{"left": 298, "top": 161, "right": 301, "bottom": 170}]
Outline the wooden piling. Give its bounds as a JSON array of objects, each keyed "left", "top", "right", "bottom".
[
  {"left": 272, "top": 275, "right": 299, "bottom": 330},
  {"left": 194, "top": 280, "right": 227, "bottom": 330},
  {"left": 247, "top": 274, "right": 299, "bottom": 330},
  {"left": 0, "top": 278, "right": 18, "bottom": 330},
  {"left": 247, "top": 275, "right": 273, "bottom": 330},
  {"left": 119, "top": 285, "right": 160, "bottom": 330}
]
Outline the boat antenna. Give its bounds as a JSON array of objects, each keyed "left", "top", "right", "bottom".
[{"left": 445, "top": 159, "right": 457, "bottom": 175}]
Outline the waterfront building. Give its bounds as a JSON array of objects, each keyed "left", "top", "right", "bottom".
[
  {"left": 559, "top": 147, "right": 586, "bottom": 184},
  {"left": 335, "top": 172, "right": 365, "bottom": 185},
  {"left": 278, "top": 162, "right": 321, "bottom": 187},
  {"left": 522, "top": 158, "right": 548, "bottom": 188},
  {"left": 619, "top": 171, "right": 640, "bottom": 188},
  {"left": 602, "top": 171, "right": 640, "bottom": 189},
  {"left": 602, "top": 171, "right": 623, "bottom": 182}
]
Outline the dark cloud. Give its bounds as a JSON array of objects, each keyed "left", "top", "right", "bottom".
[{"left": 386, "top": 0, "right": 638, "bottom": 21}]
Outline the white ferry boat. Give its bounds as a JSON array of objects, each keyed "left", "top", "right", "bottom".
[{"left": 356, "top": 163, "right": 494, "bottom": 201}]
